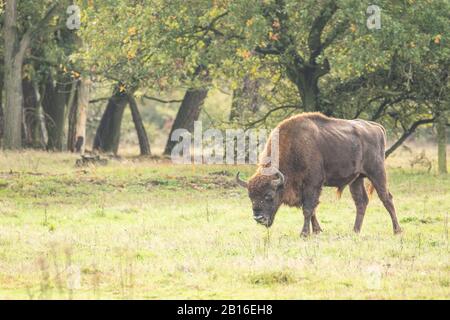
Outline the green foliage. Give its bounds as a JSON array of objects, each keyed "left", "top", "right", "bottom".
[
  {"left": 1, "top": 0, "right": 449, "bottom": 151},
  {"left": 20, "top": 0, "right": 447, "bottom": 124}
]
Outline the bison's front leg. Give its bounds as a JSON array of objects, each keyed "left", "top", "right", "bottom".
[{"left": 301, "top": 187, "right": 322, "bottom": 237}]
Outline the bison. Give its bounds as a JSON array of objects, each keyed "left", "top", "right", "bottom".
[{"left": 236, "top": 112, "right": 402, "bottom": 236}]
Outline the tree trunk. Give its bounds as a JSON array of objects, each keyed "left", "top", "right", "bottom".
[
  {"left": 3, "top": 0, "right": 28, "bottom": 150},
  {"left": 75, "top": 78, "right": 89, "bottom": 153},
  {"left": 295, "top": 72, "right": 320, "bottom": 112},
  {"left": 35, "top": 79, "right": 48, "bottom": 149},
  {"left": 3, "top": 51, "right": 25, "bottom": 151},
  {"left": 22, "top": 78, "right": 41, "bottom": 147},
  {"left": 285, "top": 64, "right": 320, "bottom": 113},
  {"left": 128, "top": 95, "right": 151, "bottom": 156},
  {"left": 286, "top": 62, "right": 331, "bottom": 114},
  {"left": 437, "top": 111, "right": 448, "bottom": 174},
  {"left": 66, "top": 80, "right": 79, "bottom": 151},
  {"left": 164, "top": 88, "right": 208, "bottom": 155},
  {"left": 68, "top": 78, "right": 90, "bottom": 153},
  {"left": 229, "top": 76, "right": 261, "bottom": 122},
  {"left": 0, "top": 75, "right": 4, "bottom": 146},
  {"left": 42, "top": 73, "right": 72, "bottom": 150},
  {"left": 93, "top": 88, "right": 129, "bottom": 154}
]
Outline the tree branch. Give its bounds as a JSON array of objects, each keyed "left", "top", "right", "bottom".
[
  {"left": 142, "top": 95, "right": 183, "bottom": 104},
  {"left": 89, "top": 97, "right": 110, "bottom": 104},
  {"left": 243, "top": 105, "right": 299, "bottom": 129},
  {"left": 332, "top": 69, "right": 389, "bottom": 93},
  {"left": 370, "top": 95, "right": 414, "bottom": 121},
  {"left": 19, "top": 3, "right": 62, "bottom": 59},
  {"left": 308, "top": 0, "right": 338, "bottom": 62},
  {"left": 320, "top": 18, "right": 349, "bottom": 52},
  {"left": 255, "top": 46, "right": 281, "bottom": 56},
  {"left": 385, "top": 118, "right": 435, "bottom": 158},
  {"left": 260, "top": 0, "right": 305, "bottom": 67}
]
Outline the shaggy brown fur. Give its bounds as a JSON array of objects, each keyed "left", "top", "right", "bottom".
[{"left": 244, "top": 112, "right": 402, "bottom": 236}]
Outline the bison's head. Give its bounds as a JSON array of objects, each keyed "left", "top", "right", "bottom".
[{"left": 236, "top": 169, "right": 285, "bottom": 227}]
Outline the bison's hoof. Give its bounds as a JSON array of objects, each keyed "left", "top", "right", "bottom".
[
  {"left": 394, "top": 228, "right": 403, "bottom": 235},
  {"left": 300, "top": 232, "right": 310, "bottom": 238},
  {"left": 313, "top": 228, "right": 323, "bottom": 234}
]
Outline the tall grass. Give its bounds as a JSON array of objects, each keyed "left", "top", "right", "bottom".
[{"left": 0, "top": 145, "right": 448, "bottom": 299}]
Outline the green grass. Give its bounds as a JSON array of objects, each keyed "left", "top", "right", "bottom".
[{"left": 0, "top": 150, "right": 448, "bottom": 299}]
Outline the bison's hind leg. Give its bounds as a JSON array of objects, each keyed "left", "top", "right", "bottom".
[
  {"left": 350, "top": 176, "right": 369, "bottom": 233},
  {"left": 311, "top": 213, "right": 323, "bottom": 234},
  {"left": 367, "top": 168, "right": 402, "bottom": 235}
]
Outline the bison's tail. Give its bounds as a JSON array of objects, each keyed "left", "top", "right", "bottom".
[
  {"left": 366, "top": 181, "right": 375, "bottom": 199},
  {"left": 336, "top": 187, "right": 345, "bottom": 199}
]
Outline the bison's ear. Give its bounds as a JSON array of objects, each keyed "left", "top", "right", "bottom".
[
  {"left": 236, "top": 172, "right": 248, "bottom": 188},
  {"left": 271, "top": 169, "right": 285, "bottom": 189}
]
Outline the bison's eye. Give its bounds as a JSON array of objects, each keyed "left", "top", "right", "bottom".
[{"left": 264, "top": 195, "right": 273, "bottom": 202}]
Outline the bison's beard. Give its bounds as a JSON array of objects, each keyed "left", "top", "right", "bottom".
[
  {"left": 256, "top": 208, "right": 279, "bottom": 228},
  {"left": 256, "top": 217, "right": 273, "bottom": 228},
  {"left": 266, "top": 216, "right": 275, "bottom": 228}
]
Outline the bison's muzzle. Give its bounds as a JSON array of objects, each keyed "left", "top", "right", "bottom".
[{"left": 253, "top": 211, "right": 267, "bottom": 224}]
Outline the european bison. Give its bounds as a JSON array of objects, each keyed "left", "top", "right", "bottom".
[{"left": 237, "top": 112, "right": 402, "bottom": 236}]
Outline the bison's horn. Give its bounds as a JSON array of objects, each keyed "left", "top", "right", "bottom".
[
  {"left": 272, "top": 168, "right": 285, "bottom": 188},
  {"left": 236, "top": 172, "right": 248, "bottom": 188}
]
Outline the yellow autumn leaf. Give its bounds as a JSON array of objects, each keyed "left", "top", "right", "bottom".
[
  {"left": 209, "top": 7, "right": 220, "bottom": 19},
  {"left": 272, "top": 19, "right": 280, "bottom": 29},
  {"left": 128, "top": 27, "right": 137, "bottom": 36},
  {"left": 270, "top": 33, "right": 279, "bottom": 41},
  {"left": 198, "top": 41, "right": 205, "bottom": 49},
  {"left": 127, "top": 49, "right": 136, "bottom": 60},
  {"left": 236, "top": 48, "right": 251, "bottom": 59},
  {"left": 434, "top": 34, "right": 441, "bottom": 44}
]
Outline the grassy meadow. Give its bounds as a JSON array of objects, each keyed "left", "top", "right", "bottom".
[{"left": 0, "top": 146, "right": 448, "bottom": 299}]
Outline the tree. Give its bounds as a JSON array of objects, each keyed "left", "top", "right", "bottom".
[
  {"left": 41, "top": 71, "right": 73, "bottom": 150},
  {"left": 164, "top": 88, "right": 208, "bottom": 155},
  {"left": 437, "top": 110, "right": 447, "bottom": 174},
  {"left": 2, "top": 0, "right": 62, "bottom": 149},
  {"left": 80, "top": 1, "right": 166, "bottom": 155},
  {"left": 37, "top": 26, "right": 82, "bottom": 151},
  {"left": 0, "top": 78, "right": 3, "bottom": 146},
  {"left": 22, "top": 77, "right": 43, "bottom": 147},
  {"left": 93, "top": 86, "right": 129, "bottom": 155},
  {"left": 128, "top": 94, "right": 151, "bottom": 156},
  {"left": 80, "top": 0, "right": 218, "bottom": 156},
  {"left": 68, "top": 77, "right": 90, "bottom": 153},
  {"left": 216, "top": 0, "right": 449, "bottom": 159}
]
